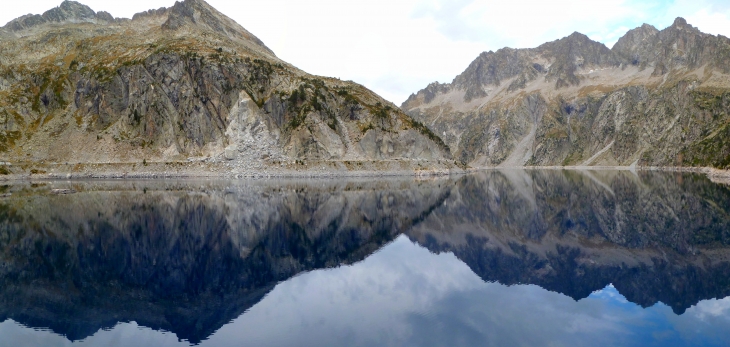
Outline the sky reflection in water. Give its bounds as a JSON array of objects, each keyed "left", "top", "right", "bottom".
[
  {"left": 0, "top": 170, "right": 729, "bottom": 346},
  {"left": 2, "top": 235, "right": 729, "bottom": 347}
]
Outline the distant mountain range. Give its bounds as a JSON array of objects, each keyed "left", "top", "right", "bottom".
[{"left": 403, "top": 18, "right": 730, "bottom": 169}]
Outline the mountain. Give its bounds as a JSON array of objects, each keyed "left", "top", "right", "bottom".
[
  {"left": 402, "top": 18, "right": 730, "bottom": 169},
  {"left": 0, "top": 1, "right": 452, "bottom": 178}
]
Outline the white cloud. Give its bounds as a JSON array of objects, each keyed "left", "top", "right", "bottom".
[
  {"left": 686, "top": 8, "right": 730, "bottom": 38},
  {"left": 1, "top": 0, "right": 730, "bottom": 105},
  {"left": 689, "top": 296, "right": 730, "bottom": 320},
  {"left": 202, "top": 236, "right": 633, "bottom": 347}
]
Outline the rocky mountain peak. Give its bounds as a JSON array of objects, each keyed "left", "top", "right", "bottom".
[
  {"left": 2, "top": 0, "right": 111, "bottom": 32},
  {"left": 452, "top": 47, "right": 530, "bottom": 96},
  {"left": 49, "top": 1, "right": 96, "bottom": 20},
  {"left": 454, "top": 31, "right": 623, "bottom": 97},
  {"left": 672, "top": 17, "right": 688, "bottom": 28},
  {"left": 536, "top": 32, "right": 621, "bottom": 87},
  {"left": 404, "top": 30, "right": 628, "bottom": 108},
  {"left": 402, "top": 81, "right": 451, "bottom": 107},
  {"left": 664, "top": 16, "right": 702, "bottom": 36},
  {"left": 612, "top": 23, "right": 660, "bottom": 65},
  {"left": 162, "top": 0, "right": 275, "bottom": 56},
  {"left": 403, "top": 18, "right": 730, "bottom": 170},
  {"left": 567, "top": 31, "right": 589, "bottom": 40},
  {"left": 537, "top": 31, "right": 617, "bottom": 63},
  {"left": 612, "top": 17, "right": 729, "bottom": 75}
]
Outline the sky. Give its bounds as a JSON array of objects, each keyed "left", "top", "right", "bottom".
[{"left": 2, "top": 0, "right": 730, "bottom": 105}]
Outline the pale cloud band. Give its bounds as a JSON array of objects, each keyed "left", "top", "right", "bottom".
[{"left": 2, "top": 0, "right": 729, "bottom": 104}]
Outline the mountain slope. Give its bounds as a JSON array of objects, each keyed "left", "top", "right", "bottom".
[
  {"left": 0, "top": 0, "right": 452, "bottom": 177},
  {"left": 402, "top": 18, "right": 730, "bottom": 169}
]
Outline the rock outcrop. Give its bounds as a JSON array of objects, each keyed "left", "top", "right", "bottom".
[
  {"left": 1, "top": 1, "right": 114, "bottom": 32},
  {"left": 402, "top": 19, "right": 730, "bottom": 169},
  {"left": 0, "top": 1, "right": 451, "bottom": 176}
]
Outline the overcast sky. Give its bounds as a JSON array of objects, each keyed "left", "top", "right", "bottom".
[{"left": 2, "top": 0, "right": 730, "bottom": 105}]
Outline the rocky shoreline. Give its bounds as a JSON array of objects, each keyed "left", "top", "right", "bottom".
[
  {"left": 0, "top": 160, "right": 461, "bottom": 181},
  {"left": 1, "top": 161, "right": 728, "bottom": 183}
]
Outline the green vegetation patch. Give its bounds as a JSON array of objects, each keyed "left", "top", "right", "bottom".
[
  {"left": 31, "top": 67, "right": 70, "bottom": 114},
  {"left": 681, "top": 122, "right": 730, "bottom": 169},
  {"left": 366, "top": 102, "right": 391, "bottom": 120},
  {"left": 407, "top": 118, "right": 449, "bottom": 153},
  {"left": 691, "top": 90, "right": 730, "bottom": 117},
  {"left": 284, "top": 78, "right": 341, "bottom": 131},
  {"left": 0, "top": 131, "right": 21, "bottom": 152}
]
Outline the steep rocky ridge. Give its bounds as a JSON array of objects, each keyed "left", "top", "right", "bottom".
[
  {"left": 0, "top": 1, "right": 452, "bottom": 178},
  {"left": 1, "top": 1, "right": 116, "bottom": 33},
  {"left": 403, "top": 18, "right": 730, "bottom": 169}
]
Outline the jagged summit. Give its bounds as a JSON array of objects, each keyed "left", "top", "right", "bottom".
[
  {"left": 407, "top": 28, "right": 622, "bottom": 104},
  {"left": 536, "top": 31, "right": 622, "bottom": 87},
  {"left": 611, "top": 23, "right": 660, "bottom": 65},
  {"left": 673, "top": 16, "right": 688, "bottom": 27},
  {"left": 611, "top": 16, "right": 728, "bottom": 75},
  {"left": 162, "top": 0, "right": 274, "bottom": 56},
  {"left": 402, "top": 17, "right": 730, "bottom": 171},
  {"left": 1, "top": 0, "right": 275, "bottom": 56},
  {"left": 405, "top": 16, "right": 730, "bottom": 108},
  {"left": 2, "top": 1, "right": 115, "bottom": 32}
]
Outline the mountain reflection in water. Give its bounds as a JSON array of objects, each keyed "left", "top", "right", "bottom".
[{"left": 0, "top": 170, "right": 729, "bottom": 346}]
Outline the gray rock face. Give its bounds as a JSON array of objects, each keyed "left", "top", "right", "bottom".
[
  {"left": 538, "top": 32, "right": 623, "bottom": 87},
  {"left": 403, "top": 18, "right": 730, "bottom": 168},
  {"left": 612, "top": 24, "right": 660, "bottom": 66},
  {"left": 613, "top": 18, "right": 730, "bottom": 75},
  {"left": 417, "top": 31, "right": 624, "bottom": 104}
]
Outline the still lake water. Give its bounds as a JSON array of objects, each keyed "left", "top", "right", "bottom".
[{"left": 1, "top": 170, "right": 729, "bottom": 346}]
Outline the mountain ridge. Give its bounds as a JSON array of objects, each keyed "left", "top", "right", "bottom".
[
  {"left": 0, "top": 0, "right": 454, "bottom": 178},
  {"left": 402, "top": 17, "right": 730, "bottom": 170}
]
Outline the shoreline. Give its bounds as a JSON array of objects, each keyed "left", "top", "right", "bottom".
[
  {"left": 0, "top": 161, "right": 462, "bottom": 181},
  {"left": 0, "top": 161, "right": 728, "bottom": 183}
]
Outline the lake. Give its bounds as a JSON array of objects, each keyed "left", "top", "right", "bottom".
[{"left": 1, "top": 170, "right": 729, "bottom": 346}]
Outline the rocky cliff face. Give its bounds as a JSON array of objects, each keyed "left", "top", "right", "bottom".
[
  {"left": 0, "top": 1, "right": 451, "bottom": 176},
  {"left": 402, "top": 18, "right": 730, "bottom": 168}
]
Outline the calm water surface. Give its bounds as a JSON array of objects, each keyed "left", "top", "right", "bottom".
[{"left": 1, "top": 170, "right": 729, "bottom": 346}]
